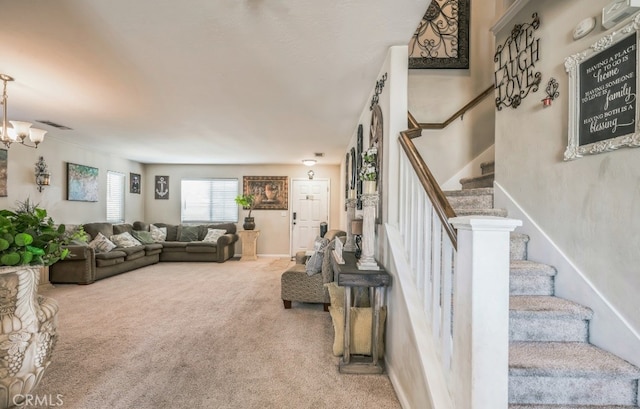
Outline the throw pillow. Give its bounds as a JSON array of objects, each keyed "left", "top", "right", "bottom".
[
  {"left": 305, "top": 236, "right": 329, "bottom": 276},
  {"left": 325, "top": 282, "right": 345, "bottom": 309},
  {"left": 88, "top": 232, "right": 117, "bottom": 253},
  {"left": 202, "top": 229, "right": 226, "bottom": 243},
  {"left": 178, "top": 225, "right": 200, "bottom": 242},
  {"left": 131, "top": 230, "right": 155, "bottom": 245},
  {"left": 150, "top": 224, "right": 167, "bottom": 242},
  {"left": 329, "top": 306, "right": 386, "bottom": 358},
  {"left": 110, "top": 232, "right": 142, "bottom": 248}
]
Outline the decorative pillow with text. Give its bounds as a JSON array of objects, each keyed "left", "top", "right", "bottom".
[
  {"left": 110, "top": 232, "right": 142, "bottom": 248},
  {"left": 88, "top": 232, "right": 117, "bottom": 253}
]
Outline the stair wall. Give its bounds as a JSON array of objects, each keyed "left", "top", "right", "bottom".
[{"left": 494, "top": 181, "right": 640, "bottom": 369}]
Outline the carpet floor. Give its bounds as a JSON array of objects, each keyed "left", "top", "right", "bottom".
[{"left": 34, "top": 258, "right": 401, "bottom": 409}]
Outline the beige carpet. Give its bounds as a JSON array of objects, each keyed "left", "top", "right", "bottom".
[{"left": 35, "top": 258, "right": 401, "bottom": 409}]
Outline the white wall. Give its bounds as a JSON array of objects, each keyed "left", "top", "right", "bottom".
[
  {"left": 494, "top": 0, "right": 640, "bottom": 343},
  {"left": 0, "top": 136, "right": 144, "bottom": 225},
  {"left": 143, "top": 163, "right": 341, "bottom": 256},
  {"left": 408, "top": 1, "right": 498, "bottom": 184}
]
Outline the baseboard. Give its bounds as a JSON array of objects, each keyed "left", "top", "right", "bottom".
[
  {"left": 386, "top": 361, "right": 413, "bottom": 409},
  {"left": 494, "top": 182, "right": 640, "bottom": 367}
]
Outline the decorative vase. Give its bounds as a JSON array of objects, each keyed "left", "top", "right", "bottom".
[
  {"left": 363, "top": 180, "right": 377, "bottom": 194},
  {"left": 243, "top": 217, "right": 256, "bottom": 231},
  {"left": 0, "top": 265, "right": 58, "bottom": 409}
]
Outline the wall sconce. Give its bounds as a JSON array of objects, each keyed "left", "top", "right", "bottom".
[
  {"left": 307, "top": 169, "right": 315, "bottom": 180},
  {"left": 34, "top": 156, "right": 50, "bottom": 192},
  {"left": 542, "top": 78, "right": 559, "bottom": 107}
]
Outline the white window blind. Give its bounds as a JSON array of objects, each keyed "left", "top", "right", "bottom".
[
  {"left": 106, "top": 171, "right": 125, "bottom": 223},
  {"left": 181, "top": 179, "right": 239, "bottom": 223}
]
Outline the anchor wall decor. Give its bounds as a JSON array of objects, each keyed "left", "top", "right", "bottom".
[{"left": 155, "top": 175, "right": 170, "bottom": 200}]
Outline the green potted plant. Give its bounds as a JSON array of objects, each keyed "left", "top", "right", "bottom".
[
  {"left": 235, "top": 194, "right": 256, "bottom": 230},
  {"left": 0, "top": 199, "right": 71, "bottom": 266}
]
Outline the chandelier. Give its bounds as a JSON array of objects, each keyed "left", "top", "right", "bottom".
[{"left": 0, "top": 74, "right": 47, "bottom": 149}]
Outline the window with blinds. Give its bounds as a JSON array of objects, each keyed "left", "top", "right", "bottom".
[
  {"left": 181, "top": 179, "right": 239, "bottom": 223},
  {"left": 106, "top": 171, "right": 125, "bottom": 223}
]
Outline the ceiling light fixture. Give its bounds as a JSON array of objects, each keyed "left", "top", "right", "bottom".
[
  {"left": 302, "top": 159, "right": 316, "bottom": 166},
  {"left": 0, "top": 74, "right": 47, "bottom": 149}
]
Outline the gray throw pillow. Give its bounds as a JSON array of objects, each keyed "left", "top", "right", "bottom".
[
  {"left": 178, "top": 225, "right": 200, "bottom": 242},
  {"left": 132, "top": 230, "right": 155, "bottom": 245},
  {"left": 306, "top": 236, "right": 329, "bottom": 276}
]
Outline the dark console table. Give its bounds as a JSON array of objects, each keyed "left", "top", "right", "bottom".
[{"left": 332, "top": 251, "right": 390, "bottom": 374}]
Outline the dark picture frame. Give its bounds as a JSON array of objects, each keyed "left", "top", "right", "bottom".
[
  {"left": 155, "top": 175, "right": 169, "bottom": 199},
  {"left": 67, "top": 162, "right": 99, "bottom": 202},
  {"left": 243, "top": 176, "right": 288, "bottom": 210},
  {"left": 564, "top": 18, "right": 640, "bottom": 160},
  {"left": 409, "top": 0, "right": 470, "bottom": 69},
  {"left": 130, "top": 173, "right": 141, "bottom": 194}
]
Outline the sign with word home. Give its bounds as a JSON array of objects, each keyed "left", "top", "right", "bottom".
[{"left": 564, "top": 14, "right": 640, "bottom": 160}]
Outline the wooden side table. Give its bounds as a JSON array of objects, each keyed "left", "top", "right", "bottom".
[
  {"left": 332, "top": 251, "right": 391, "bottom": 374},
  {"left": 238, "top": 230, "right": 260, "bottom": 261}
]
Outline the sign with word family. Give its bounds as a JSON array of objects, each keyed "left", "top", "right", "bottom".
[{"left": 564, "top": 15, "right": 640, "bottom": 160}]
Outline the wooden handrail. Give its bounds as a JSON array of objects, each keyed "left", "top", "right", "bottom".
[
  {"left": 418, "top": 85, "right": 494, "bottom": 130},
  {"left": 399, "top": 128, "right": 458, "bottom": 249}
]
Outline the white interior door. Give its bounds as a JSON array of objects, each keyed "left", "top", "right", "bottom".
[{"left": 290, "top": 179, "right": 330, "bottom": 256}]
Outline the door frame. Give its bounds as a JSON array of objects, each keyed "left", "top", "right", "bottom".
[{"left": 289, "top": 178, "right": 331, "bottom": 257}]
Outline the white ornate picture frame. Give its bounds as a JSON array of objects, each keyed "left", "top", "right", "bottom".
[{"left": 564, "top": 14, "right": 640, "bottom": 160}]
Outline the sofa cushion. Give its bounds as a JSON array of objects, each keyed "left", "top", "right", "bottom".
[
  {"left": 132, "top": 221, "right": 150, "bottom": 231},
  {"left": 185, "top": 242, "right": 217, "bottom": 253},
  {"left": 113, "top": 224, "right": 133, "bottom": 235},
  {"left": 116, "top": 245, "right": 146, "bottom": 257},
  {"left": 178, "top": 225, "right": 200, "bottom": 242},
  {"left": 131, "top": 230, "right": 155, "bottom": 244},
  {"left": 202, "top": 228, "right": 226, "bottom": 243},
  {"left": 94, "top": 250, "right": 126, "bottom": 267},
  {"left": 110, "top": 232, "right": 142, "bottom": 248},
  {"left": 144, "top": 243, "right": 163, "bottom": 256},
  {"left": 306, "top": 236, "right": 329, "bottom": 276},
  {"left": 150, "top": 224, "right": 167, "bottom": 242},
  {"left": 88, "top": 232, "right": 117, "bottom": 253},
  {"left": 84, "top": 222, "right": 114, "bottom": 241}
]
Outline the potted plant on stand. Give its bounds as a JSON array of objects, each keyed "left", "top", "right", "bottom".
[
  {"left": 0, "top": 199, "right": 72, "bottom": 409},
  {"left": 235, "top": 194, "right": 257, "bottom": 230},
  {"left": 360, "top": 146, "right": 378, "bottom": 193}
]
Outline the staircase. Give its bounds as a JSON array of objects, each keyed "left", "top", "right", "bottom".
[{"left": 445, "top": 161, "right": 640, "bottom": 408}]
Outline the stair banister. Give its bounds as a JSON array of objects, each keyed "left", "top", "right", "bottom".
[{"left": 417, "top": 85, "right": 494, "bottom": 130}]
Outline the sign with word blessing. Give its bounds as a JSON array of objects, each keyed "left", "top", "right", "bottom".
[{"left": 564, "top": 15, "right": 640, "bottom": 160}]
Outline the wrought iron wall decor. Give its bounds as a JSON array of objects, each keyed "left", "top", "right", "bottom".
[
  {"left": 409, "top": 0, "right": 470, "bottom": 69},
  {"left": 370, "top": 73, "right": 388, "bottom": 111},
  {"left": 494, "top": 13, "right": 542, "bottom": 110},
  {"left": 356, "top": 124, "right": 363, "bottom": 210},
  {"left": 542, "top": 78, "right": 559, "bottom": 107}
]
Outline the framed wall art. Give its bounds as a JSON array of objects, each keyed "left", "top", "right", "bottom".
[
  {"left": 564, "top": 15, "right": 640, "bottom": 160},
  {"left": 155, "top": 176, "right": 169, "bottom": 199},
  {"left": 130, "top": 173, "right": 141, "bottom": 194},
  {"left": 243, "top": 176, "right": 288, "bottom": 210},
  {"left": 67, "top": 162, "right": 99, "bottom": 202},
  {"left": 409, "top": 0, "right": 470, "bottom": 69}
]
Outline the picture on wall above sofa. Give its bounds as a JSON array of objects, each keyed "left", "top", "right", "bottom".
[
  {"left": 130, "top": 172, "right": 141, "bottom": 194},
  {"left": 243, "top": 176, "right": 288, "bottom": 210},
  {"left": 67, "top": 162, "right": 99, "bottom": 202}
]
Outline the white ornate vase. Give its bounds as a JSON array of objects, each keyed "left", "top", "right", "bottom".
[
  {"left": 363, "top": 180, "right": 377, "bottom": 194},
  {"left": 0, "top": 266, "right": 58, "bottom": 409}
]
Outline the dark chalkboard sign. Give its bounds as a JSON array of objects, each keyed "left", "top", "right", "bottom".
[{"left": 578, "top": 33, "right": 637, "bottom": 146}]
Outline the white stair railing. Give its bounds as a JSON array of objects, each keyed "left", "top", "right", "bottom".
[{"left": 390, "top": 131, "right": 520, "bottom": 408}]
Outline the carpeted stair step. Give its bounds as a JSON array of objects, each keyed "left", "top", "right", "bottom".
[
  {"left": 511, "top": 232, "right": 529, "bottom": 261},
  {"left": 460, "top": 172, "right": 495, "bottom": 189},
  {"left": 509, "top": 342, "right": 640, "bottom": 406},
  {"left": 510, "top": 296, "right": 593, "bottom": 342},
  {"left": 481, "top": 160, "right": 495, "bottom": 175},
  {"left": 510, "top": 260, "right": 557, "bottom": 296},
  {"left": 455, "top": 207, "right": 508, "bottom": 217},
  {"left": 445, "top": 187, "right": 494, "bottom": 210}
]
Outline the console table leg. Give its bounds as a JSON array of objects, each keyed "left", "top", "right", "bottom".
[{"left": 342, "top": 286, "right": 352, "bottom": 365}]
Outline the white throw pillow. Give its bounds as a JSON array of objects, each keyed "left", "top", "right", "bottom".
[
  {"left": 202, "top": 229, "right": 226, "bottom": 243},
  {"left": 88, "top": 232, "right": 117, "bottom": 253},
  {"left": 110, "top": 232, "right": 142, "bottom": 248},
  {"left": 150, "top": 224, "right": 167, "bottom": 242}
]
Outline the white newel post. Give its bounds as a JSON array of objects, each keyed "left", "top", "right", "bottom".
[
  {"left": 357, "top": 193, "right": 379, "bottom": 270},
  {"left": 344, "top": 198, "right": 357, "bottom": 251},
  {"left": 449, "top": 216, "right": 522, "bottom": 409}
]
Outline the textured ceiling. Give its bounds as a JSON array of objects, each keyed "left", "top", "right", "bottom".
[{"left": 0, "top": 0, "right": 428, "bottom": 164}]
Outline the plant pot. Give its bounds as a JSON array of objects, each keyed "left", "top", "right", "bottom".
[
  {"left": 363, "top": 180, "right": 377, "bottom": 194},
  {"left": 243, "top": 217, "right": 256, "bottom": 230}
]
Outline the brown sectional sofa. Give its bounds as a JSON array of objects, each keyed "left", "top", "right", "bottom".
[{"left": 49, "top": 221, "right": 239, "bottom": 285}]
